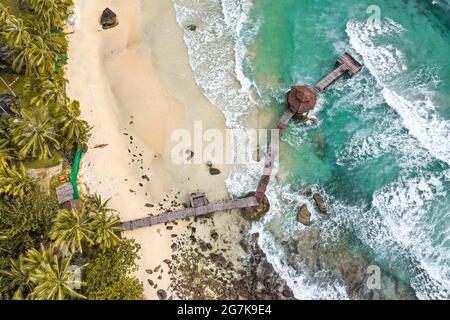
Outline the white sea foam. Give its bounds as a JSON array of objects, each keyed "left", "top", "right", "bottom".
[
  {"left": 171, "top": 1, "right": 450, "bottom": 300},
  {"left": 346, "top": 18, "right": 450, "bottom": 165},
  {"left": 342, "top": 21, "right": 450, "bottom": 298},
  {"left": 251, "top": 221, "right": 350, "bottom": 300},
  {"left": 372, "top": 170, "right": 450, "bottom": 299},
  {"left": 319, "top": 167, "right": 450, "bottom": 299},
  {"left": 337, "top": 116, "right": 435, "bottom": 171},
  {"left": 172, "top": 0, "right": 257, "bottom": 127}
]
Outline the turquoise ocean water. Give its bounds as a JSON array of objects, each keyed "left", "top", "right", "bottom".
[{"left": 172, "top": 0, "right": 450, "bottom": 299}]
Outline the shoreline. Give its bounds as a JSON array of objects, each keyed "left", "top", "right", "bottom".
[{"left": 66, "top": 0, "right": 239, "bottom": 299}]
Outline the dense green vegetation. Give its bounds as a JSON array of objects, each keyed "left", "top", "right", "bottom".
[{"left": 0, "top": 1, "right": 144, "bottom": 300}]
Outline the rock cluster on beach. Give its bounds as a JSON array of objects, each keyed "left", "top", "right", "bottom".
[
  {"left": 165, "top": 225, "right": 293, "bottom": 300},
  {"left": 142, "top": 202, "right": 293, "bottom": 300}
]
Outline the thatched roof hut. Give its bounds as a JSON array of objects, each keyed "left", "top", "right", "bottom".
[{"left": 287, "top": 86, "right": 317, "bottom": 113}]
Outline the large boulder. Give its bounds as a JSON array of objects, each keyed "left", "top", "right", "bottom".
[
  {"left": 297, "top": 204, "right": 311, "bottom": 226},
  {"left": 100, "top": 8, "right": 119, "bottom": 30},
  {"left": 313, "top": 193, "right": 327, "bottom": 214},
  {"left": 242, "top": 193, "right": 270, "bottom": 221},
  {"left": 0, "top": 94, "right": 15, "bottom": 115}
]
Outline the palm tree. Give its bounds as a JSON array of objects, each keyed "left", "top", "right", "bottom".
[
  {"left": 28, "top": 252, "right": 86, "bottom": 300},
  {"left": 3, "top": 16, "right": 31, "bottom": 50},
  {"left": 25, "top": 73, "right": 68, "bottom": 109},
  {"left": 0, "top": 144, "right": 14, "bottom": 172},
  {"left": 90, "top": 212, "right": 123, "bottom": 251},
  {"left": 12, "top": 36, "right": 58, "bottom": 75},
  {"left": 9, "top": 109, "right": 59, "bottom": 160},
  {"left": 85, "top": 193, "right": 115, "bottom": 214},
  {"left": 0, "top": 255, "right": 32, "bottom": 299},
  {"left": 26, "top": 0, "right": 74, "bottom": 28},
  {"left": 0, "top": 4, "right": 8, "bottom": 26},
  {"left": 56, "top": 100, "right": 91, "bottom": 149},
  {"left": 0, "top": 163, "right": 35, "bottom": 198},
  {"left": 50, "top": 207, "right": 94, "bottom": 254},
  {"left": 23, "top": 244, "right": 57, "bottom": 270},
  {"left": 31, "top": 20, "right": 67, "bottom": 54}
]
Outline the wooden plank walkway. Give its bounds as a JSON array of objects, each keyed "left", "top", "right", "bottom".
[
  {"left": 120, "top": 196, "right": 259, "bottom": 231},
  {"left": 314, "top": 64, "right": 348, "bottom": 93},
  {"left": 119, "top": 53, "right": 362, "bottom": 231},
  {"left": 255, "top": 109, "right": 295, "bottom": 201},
  {"left": 314, "top": 53, "right": 362, "bottom": 93}
]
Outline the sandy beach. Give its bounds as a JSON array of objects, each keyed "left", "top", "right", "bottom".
[{"left": 66, "top": 0, "right": 235, "bottom": 299}]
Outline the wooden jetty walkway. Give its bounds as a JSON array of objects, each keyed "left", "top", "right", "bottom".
[
  {"left": 121, "top": 194, "right": 259, "bottom": 230},
  {"left": 313, "top": 53, "right": 362, "bottom": 94},
  {"left": 120, "top": 53, "right": 362, "bottom": 231}
]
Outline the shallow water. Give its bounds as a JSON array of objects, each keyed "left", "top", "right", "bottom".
[{"left": 172, "top": 0, "right": 450, "bottom": 299}]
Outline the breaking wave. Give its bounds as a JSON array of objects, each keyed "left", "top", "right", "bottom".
[{"left": 346, "top": 18, "right": 450, "bottom": 166}]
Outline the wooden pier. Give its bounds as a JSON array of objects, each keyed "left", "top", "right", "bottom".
[
  {"left": 120, "top": 195, "right": 259, "bottom": 231},
  {"left": 257, "top": 53, "right": 362, "bottom": 203},
  {"left": 120, "top": 53, "right": 362, "bottom": 231},
  {"left": 313, "top": 53, "right": 362, "bottom": 93}
]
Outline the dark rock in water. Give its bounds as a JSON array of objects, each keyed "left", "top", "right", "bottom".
[
  {"left": 147, "top": 279, "right": 154, "bottom": 286},
  {"left": 297, "top": 204, "right": 311, "bottom": 226},
  {"left": 100, "top": 8, "right": 119, "bottom": 30},
  {"left": 144, "top": 203, "right": 154, "bottom": 208},
  {"left": 313, "top": 193, "right": 327, "bottom": 214},
  {"left": 282, "top": 288, "right": 294, "bottom": 298},
  {"left": 302, "top": 187, "right": 313, "bottom": 198},
  {"left": 295, "top": 113, "right": 318, "bottom": 126},
  {"left": 0, "top": 94, "right": 15, "bottom": 115},
  {"left": 242, "top": 193, "right": 269, "bottom": 221},
  {"left": 295, "top": 112, "right": 309, "bottom": 122},
  {"left": 157, "top": 289, "right": 167, "bottom": 300},
  {"left": 205, "top": 160, "right": 213, "bottom": 168},
  {"left": 186, "top": 24, "right": 197, "bottom": 31},
  {"left": 209, "top": 167, "right": 221, "bottom": 175}
]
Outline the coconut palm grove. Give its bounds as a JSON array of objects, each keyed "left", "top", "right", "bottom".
[{"left": 0, "top": 1, "right": 144, "bottom": 300}]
